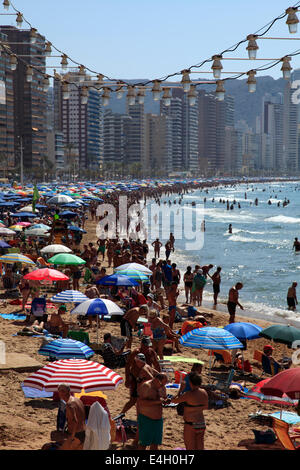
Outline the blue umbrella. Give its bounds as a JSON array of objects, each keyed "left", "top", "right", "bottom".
[
  {"left": 60, "top": 211, "right": 77, "bottom": 218},
  {"left": 38, "top": 338, "right": 94, "bottom": 359},
  {"left": 223, "top": 322, "right": 262, "bottom": 340},
  {"left": 10, "top": 212, "right": 37, "bottom": 218},
  {"left": 68, "top": 225, "right": 86, "bottom": 233},
  {"left": 51, "top": 290, "right": 89, "bottom": 303},
  {"left": 0, "top": 240, "right": 11, "bottom": 248},
  {"left": 96, "top": 274, "right": 139, "bottom": 287},
  {"left": 180, "top": 327, "right": 243, "bottom": 350}
]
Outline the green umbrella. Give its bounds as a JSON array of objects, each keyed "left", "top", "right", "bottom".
[
  {"left": 48, "top": 253, "right": 86, "bottom": 266},
  {"left": 259, "top": 324, "right": 300, "bottom": 348}
]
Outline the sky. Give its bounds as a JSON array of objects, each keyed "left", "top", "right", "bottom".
[{"left": 3, "top": 0, "right": 300, "bottom": 82}]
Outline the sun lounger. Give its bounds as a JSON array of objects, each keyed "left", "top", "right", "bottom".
[
  {"left": 261, "top": 354, "right": 282, "bottom": 376},
  {"left": 211, "top": 368, "right": 235, "bottom": 393},
  {"left": 272, "top": 417, "right": 300, "bottom": 450}
]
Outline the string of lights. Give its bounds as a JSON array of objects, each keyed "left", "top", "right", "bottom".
[{"left": 1, "top": 0, "right": 300, "bottom": 106}]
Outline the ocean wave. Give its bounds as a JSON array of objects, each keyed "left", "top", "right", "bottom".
[{"left": 265, "top": 215, "right": 300, "bottom": 224}]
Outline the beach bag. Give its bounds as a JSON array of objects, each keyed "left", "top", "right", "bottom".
[
  {"left": 177, "top": 402, "right": 185, "bottom": 416},
  {"left": 252, "top": 429, "right": 276, "bottom": 444}
]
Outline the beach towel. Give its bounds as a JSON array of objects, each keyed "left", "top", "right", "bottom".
[
  {"left": 163, "top": 356, "right": 204, "bottom": 364},
  {"left": 21, "top": 383, "right": 53, "bottom": 399},
  {"left": 83, "top": 402, "right": 111, "bottom": 450},
  {"left": 1, "top": 313, "right": 26, "bottom": 321}
]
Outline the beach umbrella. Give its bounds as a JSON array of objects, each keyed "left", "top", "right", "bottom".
[
  {"left": 47, "top": 195, "right": 75, "bottom": 205},
  {"left": 38, "top": 338, "right": 94, "bottom": 359},
  {"left": 71, "top": 298, "right": 124, "bottom": 344},
  {"left": 96, "top": 274, "right": 139, "bottom": 287},
  {"left": 245, "top": 377, "right": 298, "bottom": 406},
  {"left": 180, "top": 326, "right": 243, "bottom": 350},
  {"left": 9, "top": 225, "right": 23, "bottom": 231},
  {"left": 25, "top": 227, "right": 50, "bottom": 236},
  {"left": 23, "top": 268, "right": 69, "bottom": 282},
  {"left": 70, "top": 298, "right": 124, "bottom": 317},
  {"left": 67, "top": 225, "right": 87, "bottom": 233},
  {"left": 60, "top": 211, "right": 77, "bottom": 218},
  {"left": 48, "top": 253, "right": 86, "bottom": 266},
  {"left": 115, "top": 268, "right": 149, "bottom": 282},
  {"left": 51, "top": 290, "right": 88, "bottom": 303},
  {"left": 10, "top": 212, "right": 37, "bottom": 218},
  {"left": 30, "top": 224, "right": 51, "bottom": 230},
  {"left": 0, "top": 240, "right": 11, "bottom": 248},
  {"left": 0, "top": 253, "right": 35, "bottom": 265},
  {"left": 259, "top": 325, "right": 300, "bottom": 348},
  {"left": 40, "top": 244, "right": 72, "bottom": 254},
  {"left": 114, "top": 263, "right": 152, "bottom": 275},
  {"left": 0, "top": 227, "right": 16, "bottom": 235},
  {"left": 260, "top": 368, "right": 300, "bottom": 399},
  {"left": 224, "top": 322, "right": 262, "bottom": 340},
  {"left": 23, "top": 359, "right": 123, "bottom": 392}
]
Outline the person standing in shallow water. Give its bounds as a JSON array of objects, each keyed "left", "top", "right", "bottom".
[{"left": 287, "top": 282, "right": 298, "bottom": 311}]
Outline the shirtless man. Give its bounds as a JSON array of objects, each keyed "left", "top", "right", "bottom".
[
  {"left": 46, "top": 306, "right": 68, "bottom": 337},
  {"left": 152, "top": 238, "right": 162, "bottom": 258},
  {"left": 137, "top": 373, "right": 168, "bottom": 450},
  {"left": 56, "top": 383, "right": 86, "bottom": 450},
  {"left": 120, "top": 305, "right": 149, "bottom": 348},
  {"left": 294, "top": 238, "right": 300, "bottom": 252},
  {"left": 287, "top": 282, "right": 298, "bottom": 311},
  {"left": 167, "top": 281, "right": 179, "bottom": 329},
  {"left": 227, "top": 282, "right": 244, "bottom": 323}
]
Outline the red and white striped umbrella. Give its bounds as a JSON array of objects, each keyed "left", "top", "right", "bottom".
[{"left": 23, "top": 359, "right": 123, "bottom": 393}]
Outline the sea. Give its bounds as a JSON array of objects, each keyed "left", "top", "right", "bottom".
[{"left": 145, "top": 180, "right": 300, "bottom": 328}]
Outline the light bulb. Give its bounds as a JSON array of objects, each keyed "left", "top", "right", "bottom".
[
  {"left": 152, "top": 80, "right": 162, "bottom": 101},
  {"left": 247, "top": 70, "right": 256, "bottom": 93},
  {"left": 61, "top": 54, "right": 68, "bottom": 70},
  {"left": 116, "top": 83, "right": 125, "bottom": 99},
  {"left": 286, "top": 7, "right": 299, "bottom": 34},
  {"left": 62, "top": 82, "right": 69, "bottom": 100},
  {"left": 246, "top": 34, "right": 259, "bottom": 60},
  {"left": 16, "top": 12, "right": 23, "bottom": 28},
  {"left": 96, "top": 74, "right": 104, "bottom": 87},
  {"left": 181, "top": 70, "right": 191, "bottom": 93},
  {"left": 281, "top": 56, "right": 292, "bottom": 80},
  {"left": 188, "top": 85, "right": 197, "bottom": 105},
  {"left": 102, "top": 88, "right": 110, "bottom": 106},
  {"left": 215, "top": 80, "right": 225, "bottom": 101},
  {"left": 26, "top": 66, "right": 33, "bottom": 83},
  {"left": 78, "top": 65, "right": 85, "bottom": 83},
  {"left": 30, "top": 28, "right": 37, "bottom": 44},
  {"left": 42, "top": 76, "right": 50, "bottom": 92},
  {"left": 211, "top": 55, "right": 223, "bottom": 79},
  {"left": 45, "top": 41, "right": 52, "bottom": 57},
  {"left": 127, "top": 86, "right": 136, "bottom": 106},
  {"left": 10, "top": 55, "right": 17, "bottom": 71},
  {"left": 137, "top": 86, "right": 146, "bottom": 105},
  {"left": 162, "top": 88, "right": 171, "bottom": 106},
  {"left": 3, "top": 0, "right": 10, "bottom": 11},
  {"left": 81, "top": 86, "right": 88, "bottom": 104}
]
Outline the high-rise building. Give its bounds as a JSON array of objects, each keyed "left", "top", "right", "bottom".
[
  {"left": 161, "top": 97, "right": 183, "bottom": 171},
  {"left": 144, "top": 114, "right": 173, "bottom": 176},
  {"left": 54, "top": 73, "right": 103, "bottom": 172},
  {"left": 0, "top": 30, "right": 14, "bottom": 175},
  {"left": 103, "top": 109, "right": 132, "bottom": 164},
  {"left": 0, "top": 26, "right": 47, "bottom": 173},
  {"left": 283, "top": 81, "right": 298, "bottom": 173},
  {"left": 125, "top": 101, "right": 146, "bottom": 170}
]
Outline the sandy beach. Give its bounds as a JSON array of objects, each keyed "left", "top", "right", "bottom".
[{"left": 0, "top": 214, "right": 298, "bottom": 451}]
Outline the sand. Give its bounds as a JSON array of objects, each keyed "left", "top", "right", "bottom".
[{"left": 0, "top": 216, "right": 298, "bottom": 451}]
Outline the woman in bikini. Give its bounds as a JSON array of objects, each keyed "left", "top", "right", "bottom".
[
  {"left": 183, "top": 266, "right": 194, "bottom": 304},
  {"left": 170, "top": 372, "right": 208, "bottom": 450},
  {"left": 147, "top": 311, "right": 178, "bottom": 360}
]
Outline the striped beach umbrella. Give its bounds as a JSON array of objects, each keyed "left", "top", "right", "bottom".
[
  {"left": 96, "top": 274, "right": 139, "bottom": 287},
  {"left": 51, "top": 290, "right": 88, "bottom": 304},
  {"left": 179, "top": 326, "right": 243, "bottom": 350},
  {"left": 70, "top": 298, "right": 124, "bottom": 316},
  {"left": 38, "top": 338, "right": 94, "bottom": 359},
  {"left": 23, "top": 359, "right": 123, "bottom": 392},
  {"left": 115, "top": 268, "right": 149, "bottom": 282},
  {"left": 245, "top": 378, "right": 298, "bottom": 406},
  {"left": 0, "top": 253, "right": 35, "bottom": 265},
  {"left": 115, "top": 263, "right": 152, "bottom": 275}
]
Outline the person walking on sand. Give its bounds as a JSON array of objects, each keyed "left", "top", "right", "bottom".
[
  {"left": 152, "top": 238, "right": 162, "bottom": 258},
  {"left": 287, "top": 282, "right": 298, "bottom": 311},
  {"left": 227, "top": 282, "right": 244, "bottom": 323}
]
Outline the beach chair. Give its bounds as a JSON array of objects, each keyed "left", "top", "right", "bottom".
[
  {"left": 210, "top": 349, "right": 232, "bottom": 367},
  {"left": 211, "top": 368, "right": 235, "bottom": 393},
  {"left": 30, "top": 297, "right": 47, "bottom": 322},
  {"left": 261, "top": 354, "right": 281, "bottom": 376},
  {"left": 272, "top": 417, "right": 300, "bottom": 450},
  {"left": 253, "top": 349, "right": 263, "bottom": 363}
]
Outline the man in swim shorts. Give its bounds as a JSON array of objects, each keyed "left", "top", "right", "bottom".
[{"left": 227, "top": 282, "right": 244, "bottom": 323}]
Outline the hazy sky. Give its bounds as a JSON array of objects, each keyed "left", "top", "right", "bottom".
[{"left": 4, "top": 0, "right": 300, "bottom": 82}]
